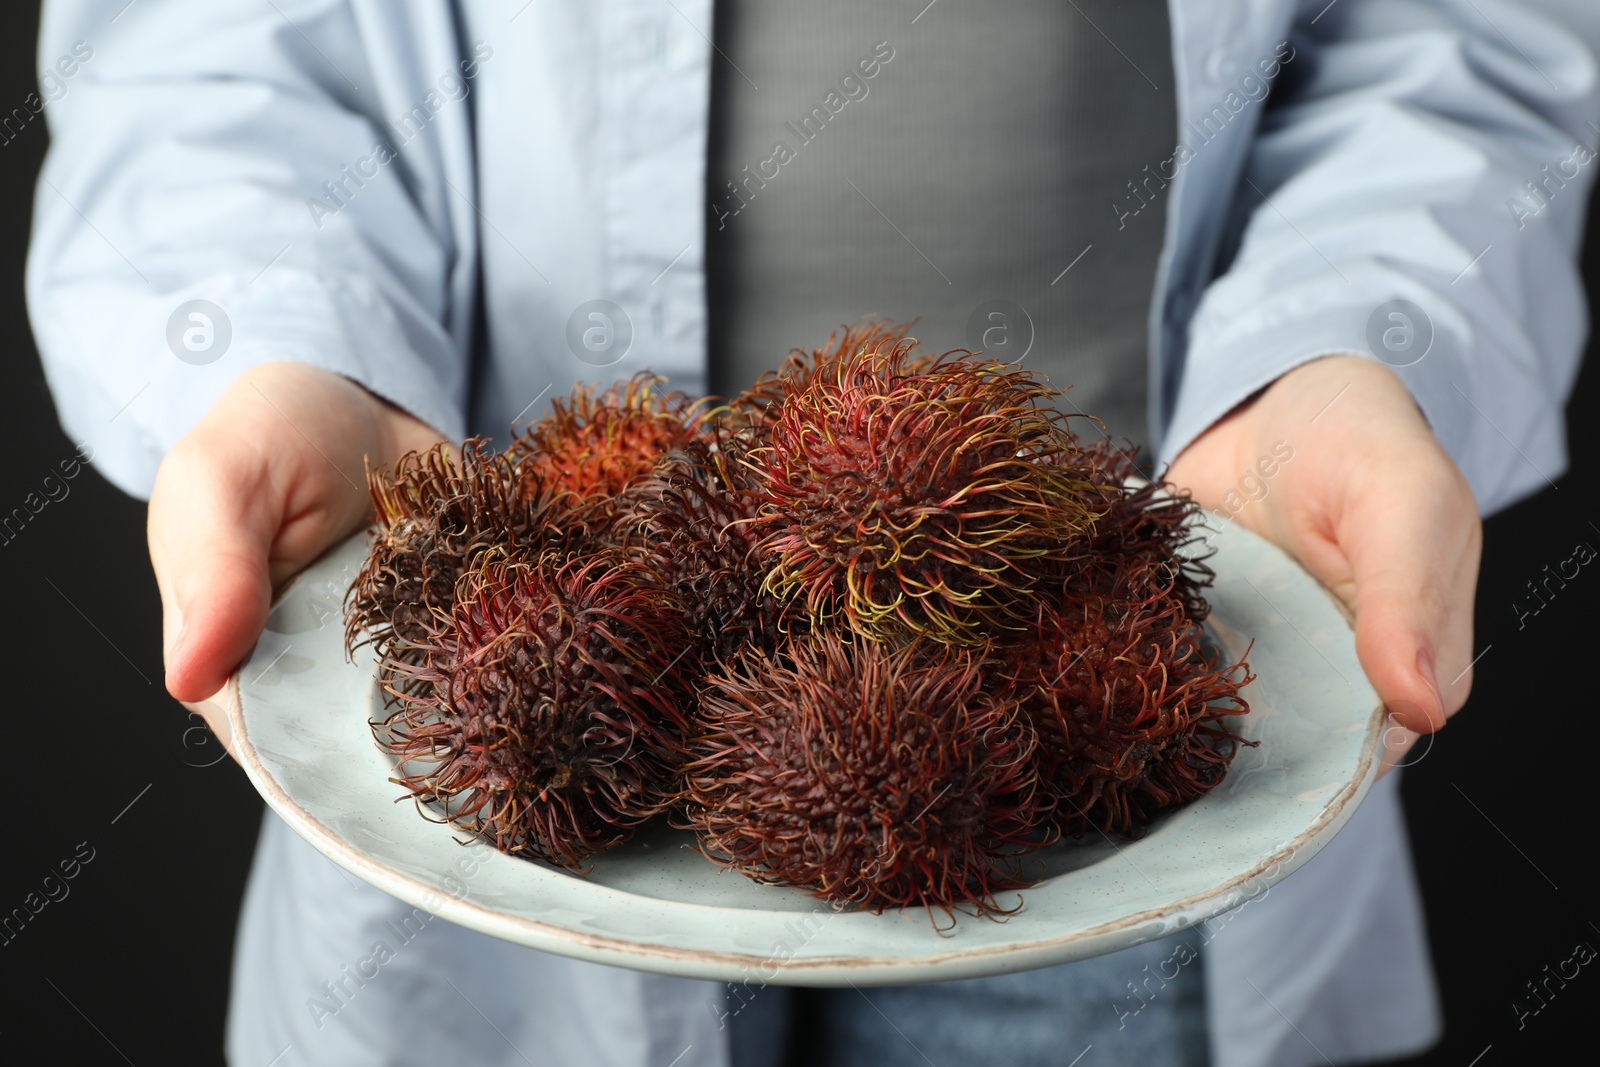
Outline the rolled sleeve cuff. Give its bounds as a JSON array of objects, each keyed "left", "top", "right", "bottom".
[
  {"left": 37, "top": 265, "right": 468, "bottom": 500},
  {"left": 1158, "top": 297, "right": 1569, "bottom": 518}
]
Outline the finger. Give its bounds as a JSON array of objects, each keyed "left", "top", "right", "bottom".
[
  {"left": 1339, "top": 472, "right": 1480, "bottom": 735},
  {"left": 149, "top": 440, "right": 280, "bottom": 704}
]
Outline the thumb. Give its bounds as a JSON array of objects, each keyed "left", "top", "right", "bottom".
[
  {"left": 1348, "top": 558, "right": 1448, "bottom": 736},
  {"left": 1336, "top": 476, "right": 1480, "bottom": 737},
  {"left": 149, "top": 443, "right": 279, "bottom": 704}
]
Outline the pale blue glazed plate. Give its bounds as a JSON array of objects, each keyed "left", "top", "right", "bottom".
[{"left": 227, "top": 512, "right": 1384, "bottom": 987}]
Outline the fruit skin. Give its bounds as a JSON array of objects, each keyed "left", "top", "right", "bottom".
[
  {"left": 345, "top": 439, "right": 586, "bottom": 676},
  {"left": 728, "top": 317, "right": 918, "bottom": 433},
  {"left": 744, "top": 339, "right": 1106, "bottom": 646},
  {"left": 1005, "top": 576, "right": 1254, "bottom": 840},
  {"left": 626, "top": 432, "right": 795, "bottom": 667},
  {"left": 345, "top": 343, "right": 1257, "bottom": 897},
  {"left": 1060, "top": 438, "right": 1216, "bottom": 623},
  {"left": 679, "top": 633, "right": 1052, "bottom": 918},
  {"left": 1009, "top": 438, "right": 1248, "bottom": 838},
  {"left": 509, "top": 372, "right": 707, "bottom": 510},
  {"left": 375, "top": 550, "right": 697, "bottom": 869}
]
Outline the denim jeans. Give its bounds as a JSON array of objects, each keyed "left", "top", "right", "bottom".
[{"left": 727, "top": 932, "right": 1209, "bottom": 1067}]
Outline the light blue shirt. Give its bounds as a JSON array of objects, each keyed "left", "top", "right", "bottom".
[{"left": 27, "top": 3, "right": 1600, "bottom": 1066}]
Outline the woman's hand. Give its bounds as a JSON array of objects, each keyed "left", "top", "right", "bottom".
[
  {"left": 1164, "top": 355, "right": 1482, "bottom": 774},
  {"left": 148, "top": 362, "right": 444, "bottom": 758}
]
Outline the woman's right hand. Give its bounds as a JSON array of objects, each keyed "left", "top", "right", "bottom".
[{"left": 148, "top": 362, "right": 445, "bottom": 759}]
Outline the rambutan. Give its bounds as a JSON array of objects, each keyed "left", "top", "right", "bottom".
[
  {"left": 344, "top": 439, "right": 585, "bottom": 671},
  {"left": 744, "top": 340, "right": 1106, "bottom": 645},
  {"left": 727, "top": 317, "right": 918, "bottom": 432},
  {"left": 1007, "top": 582, "right": 1253, "bottom": 839},
  {"left": 680, "top": 634, "right": 1050, "bottom": 919},
  {"left": 509, "top": 373, "right": 706, "bottom": 508},
  {"left": 1056, "top": 438, "right": 1216, "bottom": 622},
  {"left": 627, "top": 434, "right": 793, "bottom": 665},
  {"left": 375, "top": 550, "right": 696, "bottom": 869},
  {"left": 344, "top": 337, "right": 1257, "bottom": 903}
]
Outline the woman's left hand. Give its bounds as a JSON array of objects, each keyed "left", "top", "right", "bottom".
[{"left": 1164, "top": 355, "right": 1482, "bottom": 774}]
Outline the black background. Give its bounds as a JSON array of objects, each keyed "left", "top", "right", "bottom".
[{"left": 2, "top": 4, "right": 1597, "bottom": 1065}]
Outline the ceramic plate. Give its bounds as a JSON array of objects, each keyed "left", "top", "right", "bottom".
[{"left": 227, "top": 512, "right": 1383, "bottom": 987}]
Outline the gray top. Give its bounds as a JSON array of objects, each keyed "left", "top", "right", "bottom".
[{"left": 705, "top": 1, "right": 1175, "bottom": 453}]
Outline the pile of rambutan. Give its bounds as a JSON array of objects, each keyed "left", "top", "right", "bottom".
[{"left": 345, "top": 321, "right": 1253, "bottom": 920}]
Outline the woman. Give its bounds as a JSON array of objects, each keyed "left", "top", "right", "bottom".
[{"left": 27, "top": 1, "right": 1598, "bottom": 1064}]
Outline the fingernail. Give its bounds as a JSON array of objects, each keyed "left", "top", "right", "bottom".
[{"left": 1416, "top": 646, "right": 1443, "bottom": 721}]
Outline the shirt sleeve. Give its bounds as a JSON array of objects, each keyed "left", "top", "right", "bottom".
[
  {"left": 26, "top": 0, "right": 481, "bottom": 498},
  {"left": 1158, "top": 0, "right": 1600, "bottom": 517}
]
